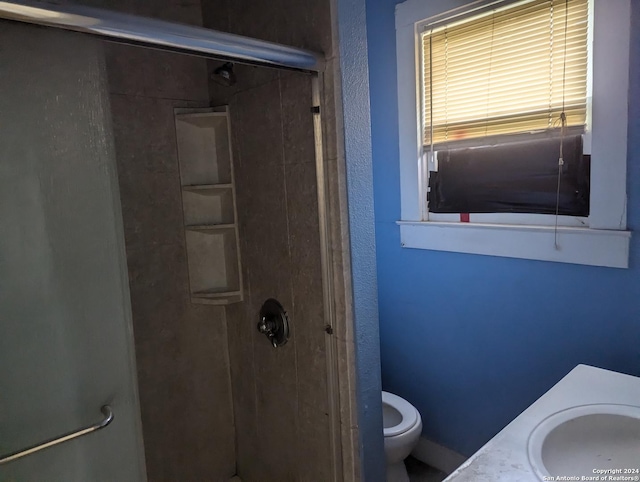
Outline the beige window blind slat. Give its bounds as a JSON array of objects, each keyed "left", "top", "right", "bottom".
[{"left": 421, "top": 0, "right": 588, "bottom": 147}]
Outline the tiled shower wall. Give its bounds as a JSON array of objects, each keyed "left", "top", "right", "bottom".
[
  {"left": 76, "top": 0, "right": 351, "bottom": 479},
  {"left": 96, "top": 1, "right": 236, "bottom": 480},
  {"left": 227, "top": 70, "right": 332, "bottom": 482},
  {"left": 201, "top": 1, "right": 343, "bottom": 480}
]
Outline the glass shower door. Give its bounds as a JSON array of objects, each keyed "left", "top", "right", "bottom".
[{"left": 0, "top": 22, "right": 146, "bottom": 482}]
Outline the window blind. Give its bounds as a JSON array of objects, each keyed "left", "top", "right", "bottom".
[{"left": 421, "top": 0, "right": 588, "bottom": 147}]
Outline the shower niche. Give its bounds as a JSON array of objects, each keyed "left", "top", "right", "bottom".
[{"left": 175, "top": 106, "right": 243, "bottom": 305}]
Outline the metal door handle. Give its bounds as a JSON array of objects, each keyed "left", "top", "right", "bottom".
[{"left": 0, "top": 405, "right": 113, "bottom": 465}]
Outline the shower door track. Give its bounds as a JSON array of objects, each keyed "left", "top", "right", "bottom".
[{"left": 0, "top": 0, "right": 323, "bottom": 72}]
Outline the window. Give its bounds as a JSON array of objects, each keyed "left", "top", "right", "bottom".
[
  {"left": 395, "top": 0, "right": 631, "bottom": 268},
  {"left": 425, "top": 0, "right": 589, "bottom": 220}
]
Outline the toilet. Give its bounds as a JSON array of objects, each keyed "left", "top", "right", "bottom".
[{"left": 382, "top": 391, "right": 422, "bottom": 482}]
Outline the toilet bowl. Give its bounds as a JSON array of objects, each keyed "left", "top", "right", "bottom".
[{"left": 382, "top": 391, "right": 422, "bottom": 482}]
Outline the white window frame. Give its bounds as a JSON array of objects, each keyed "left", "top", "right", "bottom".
[{"left": 395, "top": 0, "right": 631, "bottom": 268}]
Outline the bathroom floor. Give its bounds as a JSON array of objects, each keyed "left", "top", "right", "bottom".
[{"left": 406, "top": 457, "right": 448, "bottom": 482}]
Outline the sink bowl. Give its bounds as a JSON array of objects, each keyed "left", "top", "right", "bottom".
[{"left": 528, "top": 404, "right": 640, "bottom": 478}]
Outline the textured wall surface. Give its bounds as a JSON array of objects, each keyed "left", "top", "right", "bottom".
[
  {"left": 100, "top": 1, "right": 236, "bottom": 480},
  {"left": 0, "top": 22, "right": 146, "bottom": 482},
  {"left": 200, "top": 0, "right": 338, "bottom": 479},
  {"left": 334, "top": 0, "right": 386, "bottom": 479},
  {"left": 366, "top": 0, "right": 640, "bottom": 457},
  {"left": 225, "top": 69, "right": 334, "bottom": 482},
  {"left": 203, "top": 0, "right": 356, "bottom": 482}
]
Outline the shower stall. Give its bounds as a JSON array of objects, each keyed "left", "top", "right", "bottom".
[{"left": 0, "top": 1, "right": 361, "bottom": 481}]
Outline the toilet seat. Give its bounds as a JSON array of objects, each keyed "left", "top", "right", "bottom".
[{"left": 382, "top": 391, "right": 419, "bottom": 437}]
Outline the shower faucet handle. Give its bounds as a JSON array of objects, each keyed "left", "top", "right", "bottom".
[
  {"left": 258, "top": 316, "right": 276, "bottom": 336},
  {"left": 257, "top": 299, "right": 289, "bottom": 348}
]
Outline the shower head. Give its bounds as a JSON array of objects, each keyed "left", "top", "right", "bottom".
[{"left": 212, "top": 62, "right": 236, "bottom": 87}]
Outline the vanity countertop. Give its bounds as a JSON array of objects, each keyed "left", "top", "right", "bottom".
[{"left": 444, "top": 364, "right": 640, "bottom": 481}]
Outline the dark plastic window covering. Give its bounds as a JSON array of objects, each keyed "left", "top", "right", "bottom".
[{"left": 427, "top": 135, "right": 589, "bottom": 216}]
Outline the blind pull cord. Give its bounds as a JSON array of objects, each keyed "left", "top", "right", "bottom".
[
  {"left": 554, "top": 112, "right": 567, "bottom": 250},
  {"left": 554, "top": 0, "right": 570, "bottom": 250}
]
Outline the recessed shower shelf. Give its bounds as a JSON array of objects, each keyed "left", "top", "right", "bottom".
[{"left": 175, "top": 106, "right": 243, "bottom": 305}]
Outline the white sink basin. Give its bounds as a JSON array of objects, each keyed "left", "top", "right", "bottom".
[
  {"left": 446, "top": 367, "right": 640, "bottom": 482},
  {"left": 528, "top": 404, "right": 640, "bottom": 478}
]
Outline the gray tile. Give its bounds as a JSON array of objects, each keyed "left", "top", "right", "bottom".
[
  {"left": 287, "top": 177, "right": 328, "bottom": 411},
  {"left": 178, "top": 306, "right": 233, "bottom": 417},
  {"left": 79, "top": 0, "right": 204, "bottom": 24},
  {"left": 210, "top": 63, "right": 282, "bottom": 105},
  {"left": 293, "top": 320, "right": 328, "bottom": 411},
  {"left": 118, "top": 169, "right": 185, "bottom": 250},
  {"left": 289, "top": 233, "right": 324, "bottom": 306},
  {"left": 228, "top": 109, "right": 302, "bottom": 476},
  {"left": 226, "top": 302, "right": 259, "bottom": 450},
  {"left": 106, "top": 44, "right": 209, "bottom": 100},
  {"left": 135, "top": 336, "right": 188, "bottom": 400},
  {"left": 284, "top": 161, "right": 327, "bottom": 409},
  {"left": 253, "top": 315, "right": 297, "bottom": 394},
  {"left": 226, "top": 79, "right": 309, "bottom": 481},
  {"left": 230, "top": 79, "right": 285, "bottom": 169},
  {"left": 254, "top": 374, "right": 299, "bottom": 482},
  {"left": 297, "top": 402, "right": 333, "bottom": 482},
  {"left": 234, "top": 159, "right": 293, "bottom": 304},
  {"left": 201, "top": 0, "right": 230, "bottom": 31},
  {"left": 111, "top": 95, "right": 201, "bottom": 250},
  {"left": 276, "top": 0, "right": 333, "bottom": 54},
  {"left": 103, "top": 7, "right": 239, "bottom": 479},
  {"left": 134, "top": 336, "right": 190, "bottom": 481},
  {"left": 249, "top": 257, "right": 296, "bottom": 398},
  {"left": 174, "top": 307, "right": 236, "bottom": 480},
  {"left": 236, "top": 64, "right": 281, "bottom": 96},
  {"left": 141, "top": 1, "right": 204, "bottom": 25},
  {"left": 284, "top": 161, "right": 321, "bottom": 235},
  {"left": 235, "top": 401, "right": 262, "bottom": 480},
  {"left": 225, "top": 303, "right": 256, "bottom": 407},
  {"left": 126, "top": 244, "right": 189, "bottom": 343},
  {"left": 225, "top": 303, "right": 261, "bottom": 478},
  {"left": 129, "top": 249, "right": 236, "bottom": 480},
  {"left": 243, "top": 235, "right": 293, "bottom": 307},
  {"left": 234, "top": 160, "right": 287, "bottom": 231},
  {"left": 208, "top": 60, "right": 283, "bottom": 105},
  {"left": 280, "top": 74, "right": 316, "bottom": 165},
  {"left": 227, "top": 0, "right": 283, "bottom": 43},
  {"left": 110, "top": 94, "right": 182, "bottom": 175},
  {"left": 243, "top": 288, "right": 300, "bottom": 482}
]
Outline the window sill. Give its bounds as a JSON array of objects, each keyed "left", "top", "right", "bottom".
[{"left": 397, "top": 221, "right": 631, "bottom": 268}]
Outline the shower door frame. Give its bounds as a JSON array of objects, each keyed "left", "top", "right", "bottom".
[{"left": 312, "top": 72, "right": 359, "bottom": 482}]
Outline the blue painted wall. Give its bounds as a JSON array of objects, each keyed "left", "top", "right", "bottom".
[
  {"left": 337, "top": 0, "right": 386, "bottom": 479},
  {"left": 366, "top": 0, "right": 640, "bottom": 456}
]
